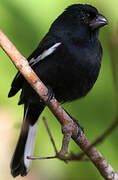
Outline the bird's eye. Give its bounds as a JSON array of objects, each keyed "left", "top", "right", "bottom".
[
  {"left": 81, "top": 16, "right": 85, "bottom": 21},
  {"left": 86, "top": 13, "right": 90, "bottom": 18}
]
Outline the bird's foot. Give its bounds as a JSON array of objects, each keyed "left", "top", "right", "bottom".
[
  {"left": 44, "top": 86, "right": 55, "bottom": 104},
  {"left": 73, "top": 119, "right": 84, "bottom": 140}
]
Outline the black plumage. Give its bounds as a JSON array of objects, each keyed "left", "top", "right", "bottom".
[{"left": 8, "top": 4, "right": 108, "bottom": 177}]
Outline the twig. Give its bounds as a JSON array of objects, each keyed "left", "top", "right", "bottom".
[
  {"left": 43, "top": 116, "right": 58, "bottom": 154},
  {"left": 28, "top": 153, "right": 89, "bottom": 162},
  {"left": 0, "top": 30, "right": 118, "bottom": 180},
  {"left": 70, "top": 115, "right": 118, "bottom": 161},
  {"left": 43, "top": 116, "right": 71, "bottom": 163},
  {"left": 92, "top": 115, "right": 118, "bottom": 146},
  {"left": 27, "top": 155, "right": 56, "bottom": 160}
]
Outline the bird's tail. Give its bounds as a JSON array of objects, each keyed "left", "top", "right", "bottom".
[{"left": 10, "top": 103, "right": 44, "bottom": 177}]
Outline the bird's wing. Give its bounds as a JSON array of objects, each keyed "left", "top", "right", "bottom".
[{"left": 8, "top": 34, "right": 62, "bottom": 98}]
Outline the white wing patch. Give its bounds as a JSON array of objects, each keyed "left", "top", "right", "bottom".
[
  {"left": 14, "top": 42, "right": 61, "bottom": 80},
  {"left": 30, "top": 42, "right": 61, "bottom": 66}
]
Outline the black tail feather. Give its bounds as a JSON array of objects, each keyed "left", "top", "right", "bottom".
[{"left": 10, "top": 104, "right": 44, "bottom": 177}]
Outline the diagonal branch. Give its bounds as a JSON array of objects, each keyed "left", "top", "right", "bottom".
[{"left": 0, "top": 30, "right": 118, "bottom": 180}]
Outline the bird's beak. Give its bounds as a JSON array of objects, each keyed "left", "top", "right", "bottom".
[{"left": 89, "top": 14, "right": 108, "bottom": 30}]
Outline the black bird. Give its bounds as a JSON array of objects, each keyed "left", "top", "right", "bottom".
[{"left": 8, "top": 4, "right": 108, "bottom": 177}]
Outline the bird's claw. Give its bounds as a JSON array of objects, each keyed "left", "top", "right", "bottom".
[
  {"left": 44, "top": 86, "right": 55, "bottom": 104},
  {"left": 72, "top": 118, "right": 84, "bottom": 140},
  {"left": 77, "top": 125, "right": 84, "bottom": 140}
]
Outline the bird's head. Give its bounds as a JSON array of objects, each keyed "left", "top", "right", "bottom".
[
  {"left": 50, "top": 4, "right": 108, "bottom": 42},
  {"left": 65, "top": 4, "right": 108, "bottom": 31}
]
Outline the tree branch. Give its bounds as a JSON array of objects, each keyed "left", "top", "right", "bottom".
[{"left": 0, "top": 30, "right": 118, "bottom": 180}]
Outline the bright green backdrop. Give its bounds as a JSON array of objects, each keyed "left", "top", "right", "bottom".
[{"left": 0, "top": 0, "right": 118, "bottom": 180}]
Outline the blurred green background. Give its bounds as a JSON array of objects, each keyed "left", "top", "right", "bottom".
[{"left": 0, "top": 0, "right": 118, "bottom": 180}]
